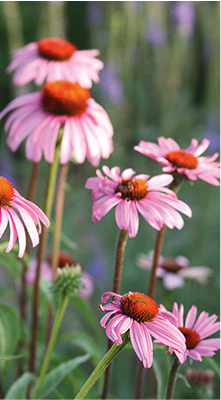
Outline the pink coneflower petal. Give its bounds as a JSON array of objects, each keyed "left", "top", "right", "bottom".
[
  {"left": 134, "top": 137, "right": 220, "bottom": 186},
  {"left": 5, "top": 211, "right": 18, "bottom": 254},
  {"left": 100, "top": 310, "right": 120, "bottom": 328},
  {"left": 70, "top": 118, "right": 87, "bottom": 163},
  {"left": 0, "top": 176, "right": 49, "bottom": 257},
  {"left": 130, "top": 321, "right": 153, "bottom": 368},
  {"left": 86, "top": 166, "right": 191, "bottom": 237},
  {"left": 146, "top": 315, "right": 185, "bottom": 350},
  {"left": 0, "top": 81, "right": 113, "bottom": 165},
  {"left": 199, "top": 322, "right": 220, "bottom": 340},
  {"left": 188, "top": 350, "right": 202, "bottom": 361},
  {"left": 193, "top": 139, "right": 210, "bottom": 157},
  {"left": 100, "top": 291, "right": 186, "bottom": 368},
  {"left": 136, "top": 200, "right": 163, "bottom": 230},
  {"left": 7, "top": 39, "right": 103, "bottom": 88},
  {"left": 147, "top": 174, "right": 173, "bottom": 190},
  {"left": 0, "top": 208, "right": 8, "bottom": 237},
  {"left": 164, "top": 302, "right": 220, "bottom": 362},
  {"left": 185, "top": 306, "right": 197, "bottom": 329},
  {"left": 115, "top": 200, "right": 130, "bottom": 230},
  {"left": 106, "top": 314, "right": 125, "bottom": 343}
]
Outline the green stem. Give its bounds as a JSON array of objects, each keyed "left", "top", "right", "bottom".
[
  {"left": 166, "top": 357, "right": 180, "bottom": 399},
  {"left": 74, "top": 336, "right": 129, "bottom": 400},
  {"left": 34, "top": 295, "right": 69, "bottom": 399},
  {"left": 29, "top": 135, "right": 61, "bottom": 373}
]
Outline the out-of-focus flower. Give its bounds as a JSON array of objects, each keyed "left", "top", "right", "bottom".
[
  {"left": 186, "top": 369, "right": 215, "bottom": 386},
  {"left": 0, "top": 176, "right": 49, "bottom": 258},
  {"left": 85, "top": 166, "right": 191, "bottom": 238},
  {"left": 100, "top": 291, "right": 186, "bottom": 367},
  {"left": 100, "top": 64, "right": 125, "bottom": 105},
  {"left": 27, "top": 251, "right": 94, "bottom": 300},
  {"left": 137, "top": 251, "right": 213, "bottom": 290},
  {"left": 134, "top": 137, "right": 220, "bottom": 186},
  {"left": 172, "top": 1, "right": 195, "bottom": 39},
  {"left": 87, "top": 2, "right": 104, "bottom": 26},
  {"left": 26, "top": 259, "right": 52, "bottom": 284},
  {"left": 7, "top": 38, "right": 103, "bottom": 88},
  {"left": 0, "top": 81, "right": 113, "bottom": 166},
  {"left": 146, "top": 24, "right": 166, "bottom": 45},
  {"left": 161, "top": 302, "right": 220, "bottom": 362},
  {"left": 204, "top": 114, "right": 220, "bottom": 152}
]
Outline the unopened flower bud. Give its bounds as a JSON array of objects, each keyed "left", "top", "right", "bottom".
[
  {"left": 52, "top": 263, "right": 83, "bottom": 297},
  {"left": 186, "top": 369, "right": 215, "bottom": 386}
]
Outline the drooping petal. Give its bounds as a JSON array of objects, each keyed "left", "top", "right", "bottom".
[
  {"left": 145, "top": 315, "right": 186, "bottom": 354},
  {"left": 130, "top": 321, "right": 153, "bottom": 368}
]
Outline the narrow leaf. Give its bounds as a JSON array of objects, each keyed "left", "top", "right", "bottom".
[
  {"left": 0, "top": 303, "right": 20, "bottom": 357},
  {"left": 5, "top": 373, "right": 36, "bottom": 399},
  {"left": 152, "top": 348, "right": 170, "bottom": 399},
  {"left": 63, "top": 331, "right": 102, "bottom": 366},
  {"left": 37, "top": 353, "right": 90, "bottom": 398}
]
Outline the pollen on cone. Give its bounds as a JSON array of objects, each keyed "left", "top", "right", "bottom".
[
  {"left": 42, "top": 81, "right": 90, "bottom": 116},
  {"left": 38, "top": 38, "right": 76, "bottom": 61},
  {"left": 166, "top": 150, "right": 198, "bottom": 169},
  {"left": 121, "top": 292, "right": 159, "bottom": 322},
  {"left": 116, "top": 178, "right": 148, "bottom": 201}
]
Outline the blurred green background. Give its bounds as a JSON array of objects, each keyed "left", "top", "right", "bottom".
[{"left": 0, "top": 1, "right": 219, "bottom": 399}]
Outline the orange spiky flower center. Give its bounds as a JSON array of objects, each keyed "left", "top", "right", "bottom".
[
  {"left": 167, "top": 150, "right": 198, "bottom": 169},
  {"left": 38, "top": 38, "right": 76, "bottom": 61},
  {"left": 179, "top": 327, "right": 200, "bottom": 349},
  {"left": 42, "top": 81, "right": 90, "bottom": 116},
  {"left": 116, "top": 178, "right": 148, "bottom": 201},
  {"left": 0, "top": 177, "right": 14, "bottom": 207},
  {"left": 120, "top": 292, "right": 159, "bottom": 322}
]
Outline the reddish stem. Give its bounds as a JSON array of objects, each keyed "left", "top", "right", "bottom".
[{"left": 102, "top": 229, "right": 128, "bottom": 399}]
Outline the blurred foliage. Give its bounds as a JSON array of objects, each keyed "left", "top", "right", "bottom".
[{"left": 0, "top": 1, "right": 220, "bottom": 399}]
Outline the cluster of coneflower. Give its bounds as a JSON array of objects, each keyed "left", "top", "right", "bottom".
[{"left": 0, "top": 37, "right": 219, "bottom": 400}]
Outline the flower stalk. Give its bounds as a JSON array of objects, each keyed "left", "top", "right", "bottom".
[
  {"left": 51, "top": 163, "right": 69, "bottom": 280},
  {"left": 165, "top": 357, "right": 180, "bottom": 399},
  {"left": 20, "top": 162, "right": 40, "bottom": 322},
  {"left": 34, "top": 294, "right": 69, "bottom": 399},
  {"left": 135, "top": 179, "right": 181, "bottom": 398},
  {"left": 74, "top": 335, "right": 129, "bottom": 400},
  {"left": 18, "top": 162, "right": 40, "bottom": 377},
  {"left": 29, "top": 136, "right": 61, "bottom": 372},
  {"left": 102, "top": 229, "right": 128, "bottom": 399}
]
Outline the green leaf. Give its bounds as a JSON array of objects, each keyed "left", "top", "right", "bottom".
[
  {"left": 51, "top": 388, "right": 64, "bottom": 399},
  {"left": 152, "top": 348, "right": 170, "bottom": 399},
  {"left": 5, "top": 372, "right": 36, "bottom": 399},
  {"left": 0, "top": 354, "right": 23, "bottom": 361},
  {"left": 202, "top": 356, "right": 220, "bottom": 378},
  {"left": 35, "top": 353, "right": 90, "bottom": 398},
  {"left": 62, "top": 331, "right": 102, "bottom": 366},
  {"left": 0, "top": 242, "right": 29, "bottom": 278},
  {"left": 0, "top": 303, "right": 20, "bottom": 358}
]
